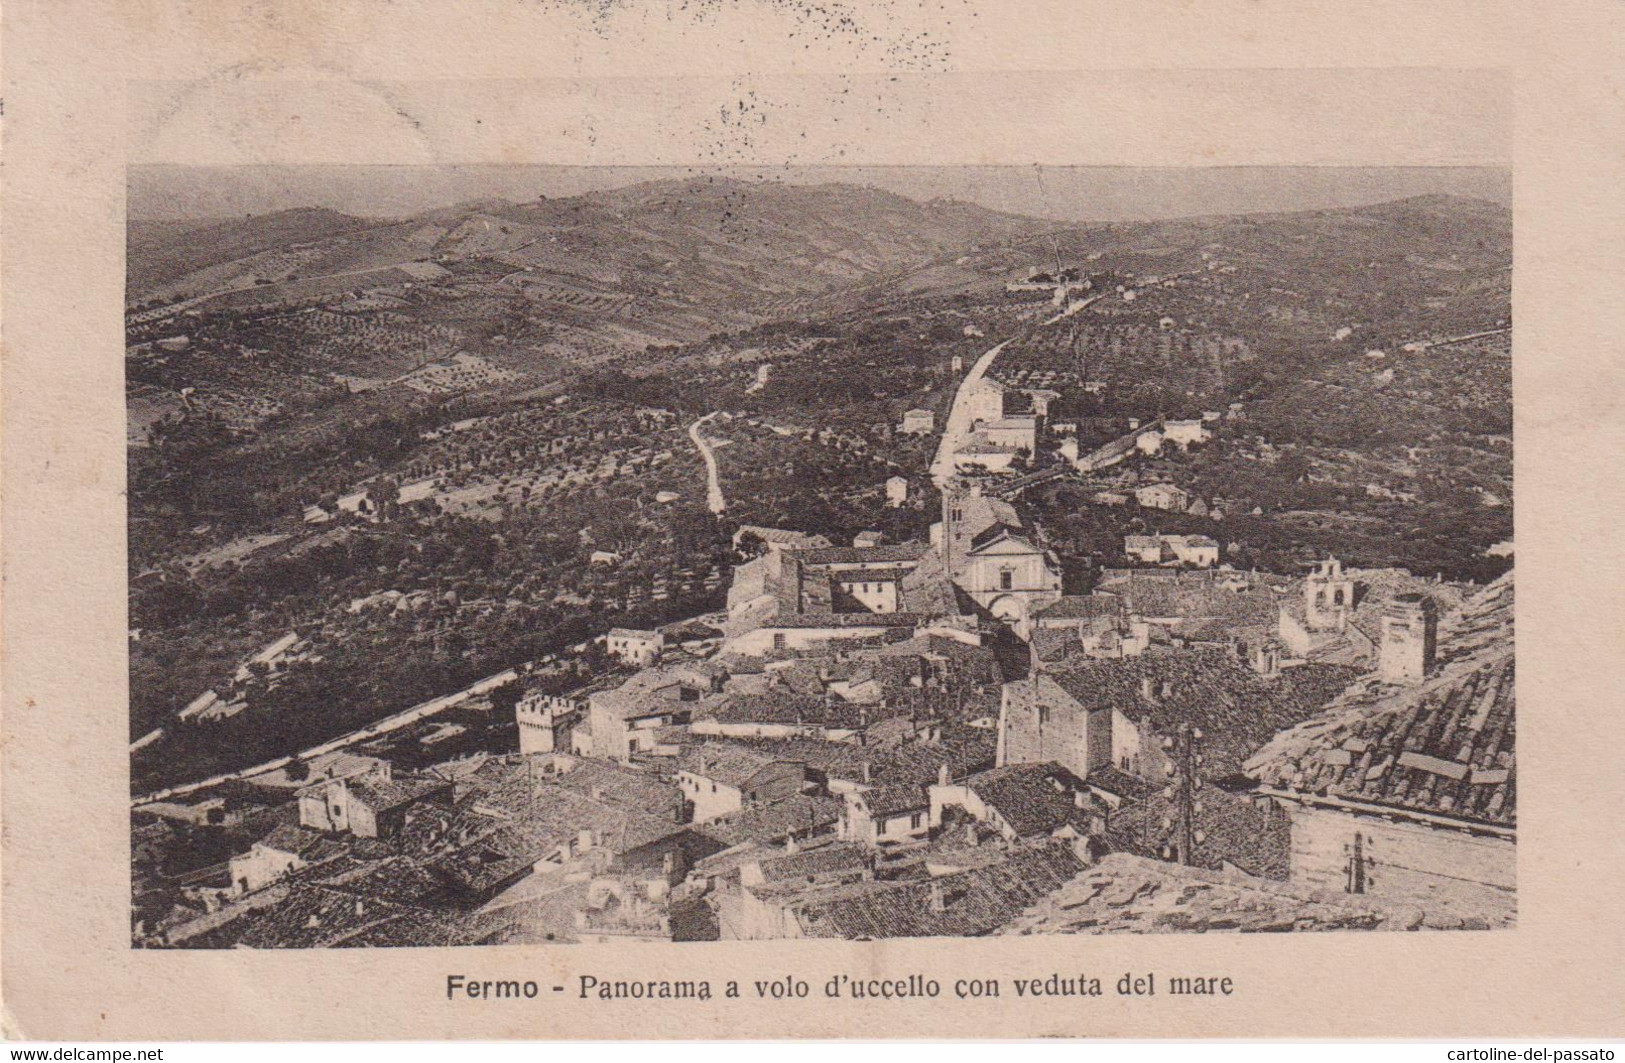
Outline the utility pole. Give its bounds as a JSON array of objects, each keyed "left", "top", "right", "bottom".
[
  {"left": 1161, "top": 724, "right": 1204, "bottom": 866},
  {"left": 1345, "top": 830, "right": 1369, "bottom": 894},
  {"left": 1032, "top": 164, "right": 1066, "bottom": 279}
]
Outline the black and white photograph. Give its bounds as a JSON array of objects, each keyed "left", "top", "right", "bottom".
[
  {"left": 125, "top": 128, "right": 1516, "bottom": 948},
  {"left": 16, "top": 0, "right": 1625, "bottom": 1042}
]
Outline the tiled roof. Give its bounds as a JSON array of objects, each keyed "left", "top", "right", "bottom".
[
  {"left": 349, "top": 775, "right": 450, "bottom": 814},
  {"left": 1248, "top": 573, "right": 1515, "bottom": 826},
  {"left": 793, "top": 542, "right": 929, "bottom": 566},
  {"left": 540, "top": 758, "right": 684, "bottom": 813},
  {"left": 1048, "top": 650, "right": 1359, "bottom": 777},
  {"left": 963, "top": 762, "right": 1097, "bottom": 837},
  {"left": 894, "top": 550, "right": 966, "bottom": 617},
  {"left": 711, "top": 690, "right": 844, "bottom": 726},
  {"left": 1279, "top": 567, "right": 1468, "bottom": 636},
  {"left": 787, "top": 843, "right": 1083, "bottom": 939},
  {"left": 753, "top": 843, "right": 871, "bottom": 884},
  {"left": 859, "top": 783, "right": 931, "bottom": 817},
  {"left": 967, "top": 525, "right": 1043, "bottom": 556},
  {"left": 409, "top": 770, "right": 689, "bottom": 880},
  {"left": 998, "top": 853, "right": 1451, "bottom": 935},
  {"left": 255, "top": 824, "right": 325, "bottom": 856},
  {"left": 180, "top": 883, "right": 409, "bottom": 949},
  {"left": 677, "top": 730, "right": 995, "bottom": 792},
  {"left": 763, "top": 613, "right": 931, "bottom": 630},
  {"left": 310, "top": 855, "right": 451, "bottom": 906},
  {"left": 1031, "top": 627, "right": 1080, "bottom": 666},
  {"left": 677, "top": 745, "right": 800, "bottom": 789},
  {"left": 1084, "top": 766, "right": 1153, "bottom": 803},
  {"left": 736, "top": 526, "right": 834, "bottom": 549},
  {"left": 1036, "top": 595, "right": 1125, "bottom": 621},
  {"left": 1103, "top": 781, "right": 1291, "bottom": 879},
  {"left": 694, "top": 793, "right": 843, "bottom": 847},
  {"left": 1095, "top": 569, "right": 1283, "bottom": 624},
  {"left": 958, "top": 494, "right": 1022, "bottom": 532}
]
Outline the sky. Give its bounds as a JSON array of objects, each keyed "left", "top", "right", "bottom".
[
  {"left": 127, "top": 164, "right": 1512, "bottom": 224},
  {"left": 127, "top": 68, "right": 1510, "bottom": 222}
]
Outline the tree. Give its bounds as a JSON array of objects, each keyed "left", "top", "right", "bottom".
[{"left": 487, "top": 680, "right": 523, "bottom": 716}]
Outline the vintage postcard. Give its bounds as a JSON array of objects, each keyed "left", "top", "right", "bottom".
[{"left": 3, "top": 0, "right": 1623, "bottom": 1042}]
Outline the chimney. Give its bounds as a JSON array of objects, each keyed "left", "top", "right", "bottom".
[
  {"left": 966, "top": 822, "right": 980, "bottom": 847},
  {"left": 929, "top": 880, "right": 946, "bottom": 913},
  {"left": 1379, "top": 594, "right": 1438, "bottom": 684},
  {"left": 1073, "top": 790, "right": 1087, "bottom": 809},
  {"left": 1139, "top": 677, "right": 1156, "bottom": 701},
  {"left": 938, "top": 763, "right": 951, "bottom": 787},
  {"left": 861, "top": 761, "right": 872, "bottom": 785}
]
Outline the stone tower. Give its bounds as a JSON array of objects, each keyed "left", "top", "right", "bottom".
[
  {"left": 939, "top": 481, "right": 982, "bottom": 570},
  {"left": 1379, "top": 593, "right": 1438, "bottom": 684},
  {"left": 1304, "top": 556, "right": 1356, "bottom": 632}
]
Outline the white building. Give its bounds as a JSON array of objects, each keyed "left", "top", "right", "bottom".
[
  {"left": 1124, "top": 534, "right": 1220, "bottom": 568},
  {"left": 1163, "top": 419, "right": 1212, "bottom": 448},
  {"left": 676, "top": 747, "right": 806, "bottom": 824},
  {"left": 1134, "top": 483, "right": 1193, "bottom": 512},
  {"left": 963, "top": 378, "right": 1006, "bottom": 426},
  {"left": 516, "top": 691, "right": 583, "bottom": 755},
  {"left": 976, "top": 415, "right": 1038, "bottom": 453},
  {"left": 228, "top": 825, "right": 323, "bottom": 896},
  {"left": 606, "top": 628, "right": 664, "bottom": 667},
  {"left": 899, "top": 409, "right": 936, "bottom": 435},
  {"left": 885, "top": 476, "right": 909, "bottom": 507}
]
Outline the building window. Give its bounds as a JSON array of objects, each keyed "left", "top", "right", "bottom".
[
  {"left": 911, "top": 812, "right": 924, "bottom": 830},
  {"left": 773, "top": 633, "right": 787, "bottom": 651},
  {"left": 1000, "top": 568, "right": 1014, "bottom": 590}
]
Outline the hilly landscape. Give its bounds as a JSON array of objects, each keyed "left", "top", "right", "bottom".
[
  {"left": 125, "top": 176, "right": 1512, "bottom": 796},
  {"left": 129, "top": 178, "right": 1045, "bottom": 316}
]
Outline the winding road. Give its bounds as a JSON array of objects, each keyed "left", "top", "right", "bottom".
[{"left": 689, "top": 413, "right": 727, "bottom": 514}]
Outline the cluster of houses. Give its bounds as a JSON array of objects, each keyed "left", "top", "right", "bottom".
[
  {"left": 1124, "top": 533, "right": 1221, "bottom": 568},
  {"left": 138, "top": 454, "right": 1515, "bottom": 944},
  {"left": 1067, "top": 415, "right": 1214, "bottom": 475},
  {"left": 946, "top": 378, "right": 1059, "bottom": 474}
]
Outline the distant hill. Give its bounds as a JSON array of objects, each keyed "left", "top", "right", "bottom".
[
  {"left": 127, "top": 207, "right": 377, "bottom": 298},
  {"left": 126, "top": 178, "right": 1046, "bottom": 309}
]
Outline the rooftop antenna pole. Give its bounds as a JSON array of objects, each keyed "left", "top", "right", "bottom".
[
  {"left": 1031, "top": 164, "right": 1065, "bottom": 278},
  {"left": 1161, "top": 723, "right": 1204, "bottom": 866}
]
